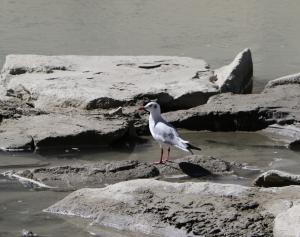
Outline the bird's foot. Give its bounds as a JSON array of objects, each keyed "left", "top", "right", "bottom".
[{"left": 153, "top": 160, "right": 166, "bottom": 164}]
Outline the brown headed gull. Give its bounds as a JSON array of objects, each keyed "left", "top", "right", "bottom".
[{"left": 139, "top": 101, "right": 201, "bottom": 164}]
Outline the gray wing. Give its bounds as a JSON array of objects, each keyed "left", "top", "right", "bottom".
[{"left": 153, "top": 120, "right": 189, "bottom": 151}]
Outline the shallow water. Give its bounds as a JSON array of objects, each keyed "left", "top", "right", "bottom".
[
  {"left": 1, "top": 0, "right": 300, "bottom": 92},
  {"left": 1, "top": 131, "right": 300, "bottom": 236}
]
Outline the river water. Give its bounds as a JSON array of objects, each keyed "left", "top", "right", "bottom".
[
  {"left": 1, "top": 0, "right": 300, "bottom": 92},
  {"left": 1, "top": 1, "right": 300, "bottom": 236}
]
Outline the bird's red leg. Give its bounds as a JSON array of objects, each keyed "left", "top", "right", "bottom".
[
  {"left": 164, "top": 147, "right": 171, "bottom": 162},
  {"left": 154, "top": 148, "right": 165, "bottom": 164}
]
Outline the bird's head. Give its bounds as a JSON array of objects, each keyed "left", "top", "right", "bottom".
[{"left": 139, "top": 101, "right": 161, "bottom": 114}]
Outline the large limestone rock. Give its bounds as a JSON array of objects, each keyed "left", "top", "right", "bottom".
[
  {"left": 0, "top": 49, "right": 253, "bottom": 112},
  {"left": 45, "top": 179, "right": 273, "bottom": 237},
  {"left": 0, "top": 49, "right": 253, "bottom": 151},
  {"left": 44, "top": 179, "right": 300, "bottom": 237}
]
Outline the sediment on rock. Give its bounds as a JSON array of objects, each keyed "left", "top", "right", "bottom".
[{"left": 4, "top": 155, "right": 242, "bottom": 189}]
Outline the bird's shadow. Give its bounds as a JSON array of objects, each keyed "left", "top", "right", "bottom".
[{"left": 165, "top": 161, "right": 212, "bottom": 178}]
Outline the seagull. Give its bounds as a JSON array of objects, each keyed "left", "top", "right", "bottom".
[{"left": 139, "top": 101, "right": 201, "bottom": 164}]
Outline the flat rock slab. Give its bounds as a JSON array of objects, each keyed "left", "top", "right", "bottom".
[
  {"left": 254, "top": 170, "right": 300, "bottom": 187},
  {"left": 5, "top": 156, "right": 242, "bottom": 189},
  {"left": 0, "top": 113, "right": 130, "bottom": 151},
  {"left": 0, "top": 49, "right": 252, "bottom": 111},
  {"left": 45, "top": 179, "right": 300, "bottom": 237}
]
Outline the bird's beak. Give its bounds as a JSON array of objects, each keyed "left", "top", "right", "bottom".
[{"left": 138, "top": 106, "right": 145, "bottom": 111}]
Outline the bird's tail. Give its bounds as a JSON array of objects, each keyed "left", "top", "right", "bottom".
[{"left": 186, "top": 143, "right": 202, "bottom": 154}]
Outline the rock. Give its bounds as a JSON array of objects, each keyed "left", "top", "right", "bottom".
[
  {"left": 0, "top": 113, "right": 130, "bottom": 151},
  {"left": 156, "top": 155, "right": 239, "bottom": 177},
  {"left": 0, "top": 99, "right": 44, "bottom": 120},
  {"left": 215, "top": 48, "right": 253, "bottom": 93},
  {"left": 254, "top": 170, "right": 300, "bottom": 187},
  {"left": 0, "top": 50, "right": 253, "bottom": 112},
  {"left": 0, "top": 50, "right": 253, "bottom": 151},
  {"left": 274, "top": 204, "right": 300, "bottom": 237},
  {"left": 21, "top": 229, "right": 38, "bottom": 237},
  {"left": 0, "top": 132, "right": 34, "bottom": 151},
  {"left": 45, "top": 179, "right": 274, "bottom": 237},
  {"left": 6, "top": 155, "right": 241, "bottom": 189},
  {"left": 263, "top": 199, "right": 293, "bottom": 216},
  {"left": 265, "top": 72, "right": 300, "bottom": 89}
]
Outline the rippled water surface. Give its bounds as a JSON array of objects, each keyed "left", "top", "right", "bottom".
[{"left": 1, "top": 0, "right": 300, "bottom": 91}]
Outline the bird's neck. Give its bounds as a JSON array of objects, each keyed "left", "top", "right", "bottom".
[{"left": 149, "top": 112, "right": 161, "bottom": 122}]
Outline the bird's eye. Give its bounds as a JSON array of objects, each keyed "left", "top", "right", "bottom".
[{"left": 153, "top": 105, "right": 157, "bottom": 109}]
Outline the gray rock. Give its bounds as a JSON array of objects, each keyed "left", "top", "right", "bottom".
[
  {"left": 265, "top": 72, "right": 300, "bottom": 89},
  {"left": 254, "top": 170, "right": 300, "bottom": 187},
  {"left": 45, "top": 179, "right": 274, "bottom": 237},
  {"left": 273, "top": 204, "right": 300, "bottom": 237},
  {"left": 0, "top": 131, "right": 34, "bottom": 151},
  {"left": 215, "top": 48, "right": 253, "bottom": 93},
  {"left": 0, "top": 50, "right": 252, "bottom": 112},
  {"left": 0, "top": 113, "right": 130, "bottom": 151},
  {"left": 21, "top": 229, "right": 38, "bottom": 237},
  {"left": 7, "top": 155, "right": 241, "bottom": 189},
  {"left": 0, "top": 99, "right": 44, "bottom": 120},
  {"left": 156, "top": 155, "right": 239, "bottom": 177}
]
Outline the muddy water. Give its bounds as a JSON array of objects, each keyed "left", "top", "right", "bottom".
[
  {"left": 1, "top": 131, "right": 300, "bottom": 236},
  {"left": 1, "top": 0, "right": 300, "bottom": 92}
]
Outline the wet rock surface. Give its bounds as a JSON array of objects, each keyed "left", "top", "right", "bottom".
[
  {"left": 254, "top": 170, "right": 300, "bottom": 188},
  {"left": 46, "top": 179, "right": 300, "bottom": 237},
  {"left": 5, "top": 155, "right": 241, "bottom": 189}
]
